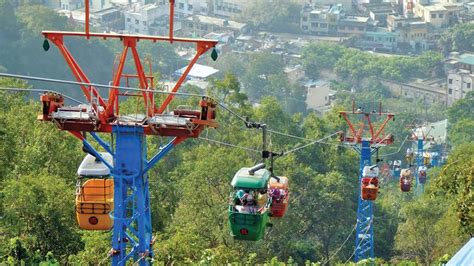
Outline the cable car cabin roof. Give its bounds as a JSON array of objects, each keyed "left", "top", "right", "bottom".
[
  {"left": 363, "top": 166, "right": 379, "bottom": 177},
  {"left": 231, "top": 168, "right": 271, "bottom": 189},
  {"left": 77, "top": 153, "right": 113, "bottom": 177}
]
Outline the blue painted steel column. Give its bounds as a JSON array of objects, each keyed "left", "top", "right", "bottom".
[
  {"left": 415, "top": 138, "right": 424, "bottom": 194},
  {"left": 354, "top": 140, "right": 374, "bottom": 262},
  {"left": 111, "top": 126, "right": 151, "bottom": 266}
]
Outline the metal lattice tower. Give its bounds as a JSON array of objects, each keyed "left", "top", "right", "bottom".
[
  {"left": 36, "top": 1, "right": 218, "bottom": 265},
  {"left": 339, "top": 102, "right": 395, "bottom": 262}
]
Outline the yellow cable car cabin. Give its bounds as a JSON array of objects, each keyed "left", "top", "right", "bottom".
[
  {"left": 423, "top": 153, "right": 431, "bottom": 166},
  {"left": 361, "top": 166, "right": 379, "bottom": 201},
  {"left": 76, "top": 153, "right": 114, "bottom": 230}
]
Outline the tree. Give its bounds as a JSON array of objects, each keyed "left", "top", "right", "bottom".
[
  {"left": 394, "top": 195, "right": 466, "bottom": 264},
  {"left": 241, "top": 52, "right": 284, "bottom": 100},
  {"left": 302, "top": 44, "right": 346, "bottom": 79},
  {"left": 1, "top": 173, "right": 83, "bottom": 262},
  {"left": 240, "top": 0, "right": 301, "bottom": 33},
  {"left": 438, "top": 23, "right": 474, "bottom": 55},
  {"left": 433, "top": 143, "right": 474, "bottom": 235},
  {"left": 209, "top": 72, "right": 247, "bottom": 107}
]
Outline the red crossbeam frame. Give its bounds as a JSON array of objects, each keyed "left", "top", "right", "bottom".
[
  {"left": 42, "top": 31, "right": 217, "bottom": 121},
  {"left": 339, "top": 111, "right": 395, "bottom": 144}
]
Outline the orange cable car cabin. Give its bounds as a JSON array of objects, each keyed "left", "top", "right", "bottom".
[
  {"left": 76, "top": 153, "right": 114, "bottom": 230},
  {"left": 269, "top": 176, "right": 289, "bottom": 217},
  {"left": 361, "top": 166, "right": 379, "bottom": 201}
]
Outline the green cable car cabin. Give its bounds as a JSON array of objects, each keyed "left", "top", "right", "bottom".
[
  {"left": 76, "top": 153, "right": 114, "bottom": 230},
  {"left": 228, "top": 164, "right": 271, "bottom": 241}
]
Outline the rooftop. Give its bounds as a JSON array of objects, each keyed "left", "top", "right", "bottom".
[
  {"left": 341, "top": 16, "right": 369, "bottom": 23},
  {"left": 174, "top": 63, "right": 219, "bottom": 79},
  {"left": 185, "top": 15, "right": 246, "bottom": 31},
  {"left": 459, "top": 54, "right": 474, "bottom": 65},
  {"left": 422, "top": 4, "right": 447, "bottom": 12}
]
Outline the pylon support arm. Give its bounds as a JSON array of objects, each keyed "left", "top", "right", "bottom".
[
  {"left": 90, "top": 132, "right": 115, "bottom": 157},
  {"left": 373, "top": 114, "right": 394, "bottom": 140},
  {"left": 82, "top": 138, "right": 113, "bottom": 170},
  {"left": 144, "top": 137, "right": 181, "bottom": 173},
  {"left": 42, "top": 31, "right": 218, "bottom": 46}
]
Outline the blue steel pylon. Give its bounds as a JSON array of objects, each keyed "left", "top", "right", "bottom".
[
  {"left": 339, "top": 104, "right": 395, "bottom": 263},
  {"left": 354, "top": 140, "right": 374, "bottom": 261},
  {"left": 414, "top": 138, "right": 425, "bottom": 195},
  {"left": 82, "top": 127, "right": 181, "bottom": 265}
]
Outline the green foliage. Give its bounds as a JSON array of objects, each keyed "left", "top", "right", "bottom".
[
  {"left": 1, "top": 173, "right": 83, "bottom": 262},
  {"left": 439, "top": 23, "right": 474, "bottom": 55},
  {"left": 302, "top": 44, "right": 346, "bottom": 79},
  {"left": 240, "top": 0, "right": 301, "bottom": 33},
  {"left": 301, "top": 43, "right": 442, "bottom": 84},
  {"left": 393, "top": 193, "right": 466, "bottom": 264},
  {"left": 447, "top": 91, "right": 474, "bottom": 147},
  {"left": 433, "top": 143, "right": 474, "bottom": 235}
]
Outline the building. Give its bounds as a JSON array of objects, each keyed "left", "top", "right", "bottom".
[
  {"left": 356, "top": 27, "right": 398, "bottom": 52},
  {"left": 91, "top": 7, "right": 123, "bottom": 31},
  {"left": 447, "top": 70, "right": 474, "bottom": 106},
  {"left": 203, "top": 31, "right": 234, "bottom": 55},
  {"left": 381, "top": 78, "right": 447, "bottom": 105},
  {"left": 300, "top": 4, "right": 344, "bottom": 35},
  {"left": 182, "top": 15, "right": 247, "bottom": 37},
  {"left": 446, "top": 54, "right": 474, "bottom": 106},
  {"left": 285, "top": 65, "right": 306, "bottom": 85},
  {"left": 212, "top": 0, "right": 251, "bottom": 18},
  {"left": 124, "top": 4, "right": 166, "bottom": 34},
  {"left": 155, "top": 0, "right": 211, "bottom": 18},
  {"left": 338, "top": 16, "right": 369, "bottom": 36},
  {"left": 445, "top": 53, "right": 474, "bottom": 74},
  {"left": 413, "top": 1, "right": 463, "bottom": 28},
  {"left": 173, "top": 63, "right": 219, "bottom": 80},
  {"left": 305, "top": 80, "right": 335, "bottom": 111},
  {"left": 60, "top": 0, "right": 83, "bottom": 10},
  {"left": 306, "top": 0, "right": 353, "bottom": 12},
  {"left": 387, "top": 14, "right": 436, "bottom": 52}
]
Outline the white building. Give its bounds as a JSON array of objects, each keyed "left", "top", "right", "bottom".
[
  {"left": 446, "top": 53, "right": 474, "bottom": 106},
  {"left": 212, "top": 0, "right": 251, "bottom": 18},
  {"left": 59, "top": 0, "right": 113, "bottom": 11},
  {"left": 173, "top": 63, "right": 220, "bottom": 80},
  {"left": 156, "top": 0, "right": 211, "bottom": 18},
  {"left": 90, "top": 0, "right": 113, "bottom": 11},
  {"left": 124, "top": 4, "right": 166, "bottom": 34},
  {"left": 305, "top": 80, "right": 335, "bottom": 112},
  {"left": 447, "top": 70, "right": 474, "bottom": 106},
  {"left": 59, "top": 0, "right": 83, "bottom": 10}
]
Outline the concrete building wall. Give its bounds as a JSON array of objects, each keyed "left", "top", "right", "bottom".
[
  {"left": 212, "top": 0, "right": 251, "bottom": 18},
  {"left": 381, "top": 79, "right": 447, "bottom": 105},
  {"left": 447, "top": 71, "right": 474, "bottom": 106}
]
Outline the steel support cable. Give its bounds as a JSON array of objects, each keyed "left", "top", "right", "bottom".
[
  {"left": 0, "top": 72, "right": 206, "bottom": 98},
  {"left": 199, "top": 131, "right": 342, "bottom": 157},
  {"left": 344, "top": 219, "right": 373, "bottom": 264},
  {"left": 379, "top": 135, "right": 409, "bottom": 158},
  {"left": 1, "top": 72, "right": 339, "bottom": 144},
  {"left": 1, "top": 73, "right": 369, "bottom": 151},
  {"left": 198, "top": 137, "right": 261, "bottom": 153},
  {"left": 0, "top": 87, "right": 85, "bottom": 104},
  {"left": 320, "top": 222, "right": 357, "bottom": 265},
  {"left": 281, "top": 131, "right": 342, "bottom": 155}
]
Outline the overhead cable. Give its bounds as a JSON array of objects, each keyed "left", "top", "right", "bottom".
[
  {"left": 380, "top": 135, "right": 409, "bottom": 158},
  {"left": 0, "top": 87, "right": 85, "bottom": 104},
  {"left": 320, "top": 223, "right": 357, "bottom": 265},
  {"left": 198, "top": 137, "right": 261, "bottom": 153},
  {"left": 0, "top": 72, "right": 321, "bottom": 143}
]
